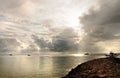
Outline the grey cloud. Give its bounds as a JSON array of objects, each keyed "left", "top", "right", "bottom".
[
  {"left": 80, "top": 0, "right": 120, "bottom": 52},
  {"left": 32, "top": 35, "right": 48, "bottom": 49},
  {"left": 50, "top": 28, "right": 79, "bottom": 52},
  {"left": 0, "top": 0, "right": 27, "bottom": 15},
  {"left": 0, "top": 14, "right": 41, "bottom": 26},
  {"left": 0, "top": 14, "right": 46, "bottom": 37},
  {"left": 0, "top": 0, "right": 26, "bottom": 10},
  {"left": 32, "top": 28, "right": 79, "bottom": 52},
  {"left": 0, "top": 38, "right": 20, "bottom": 52}
]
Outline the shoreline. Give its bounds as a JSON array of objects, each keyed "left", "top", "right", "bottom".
[{"left": 62, "top": 57, "right": 120, "bottom": 78}]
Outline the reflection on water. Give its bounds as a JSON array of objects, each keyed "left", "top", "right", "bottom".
[{"left": 0, "top": 52, "right": 104, "bottom": 78}]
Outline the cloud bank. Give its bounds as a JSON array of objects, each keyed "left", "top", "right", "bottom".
[
  {"left": 0, "top": 38, "right": 20, "bottom": 52},
  {"left": 80, "top": 0, "right": 120, "bottom": 52},
  {"left": 32, "top": 28, "right": 79, "bottom": 52}
]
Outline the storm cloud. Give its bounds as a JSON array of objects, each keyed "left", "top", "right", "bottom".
[
  {"left": 80, "top": 0, "right": 120, "bottom": 52},
  {"left": 32, "top": 28, "right": 79, "bottom": 52},
  {"left": 0, "top": 38, "right": 20, "bottom": 52},
  {"left": 49, "top": 28, "right": 79, "bottom": 52}
]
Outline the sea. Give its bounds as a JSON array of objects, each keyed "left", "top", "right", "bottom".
[{"left": 0, "top": 51, "right": 107, "bottom": 78}]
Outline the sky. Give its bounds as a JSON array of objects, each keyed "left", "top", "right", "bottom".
[{"left": 0, "top": 0, "right": 120, "bottom": 53}]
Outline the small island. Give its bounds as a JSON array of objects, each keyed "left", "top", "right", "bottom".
[{"left": 62, "top": 55, "right": 120, "bottom": 78}]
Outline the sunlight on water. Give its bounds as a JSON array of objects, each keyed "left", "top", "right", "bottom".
[{"left": 0, "top": 52, "right": 105, "bottom": 78}]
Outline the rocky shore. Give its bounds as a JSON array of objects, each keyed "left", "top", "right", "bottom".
[{"left": 62, "top": 57, "right": 120, "bottom": 78}]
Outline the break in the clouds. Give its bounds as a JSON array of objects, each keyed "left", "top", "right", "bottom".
[
  {"left": 1, "top": 0, "right": 120, "bottom": 52},
  {"left": 0, "top": 0, "right": 97, "bottom": 27},
  {"left": 0, "top": 0, "right": 96, "bottom": 52},
  {"left": 80, "top": 0, "right": 120, "bottom": 52},
  {"left": 0, "top": 0, "right": 93, "bottom": 36}
]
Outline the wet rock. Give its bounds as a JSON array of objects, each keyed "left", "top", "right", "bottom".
[{"left": 62, "top": 58, "right": 120, "bottom": 78}]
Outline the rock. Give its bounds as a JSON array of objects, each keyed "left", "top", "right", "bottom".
[{"left": 62, "top": 58, "right": 120, "bottom": 78}]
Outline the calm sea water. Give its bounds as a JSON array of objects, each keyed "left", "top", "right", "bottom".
[{"left": 0, "top": 52, "right": 104, "bottom": 78}]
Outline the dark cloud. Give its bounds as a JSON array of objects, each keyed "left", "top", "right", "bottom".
[
  {"left": 32, "top": 35, "right": 48, "bottom": 49},
  {"left": 49, "top": 28, "right": 78, "bottom": 52},
  {"left": 80, "top": 0, "right": 120, "bottom": 52},
  {"left": 0, "top": 38, "right": 20, "bottom": 52},
  {"left": 50, "top": 28, "right": 78, "bottom": 51},
  {"left": 32, "top": 28, "right": 79, "bottom": 52}
]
